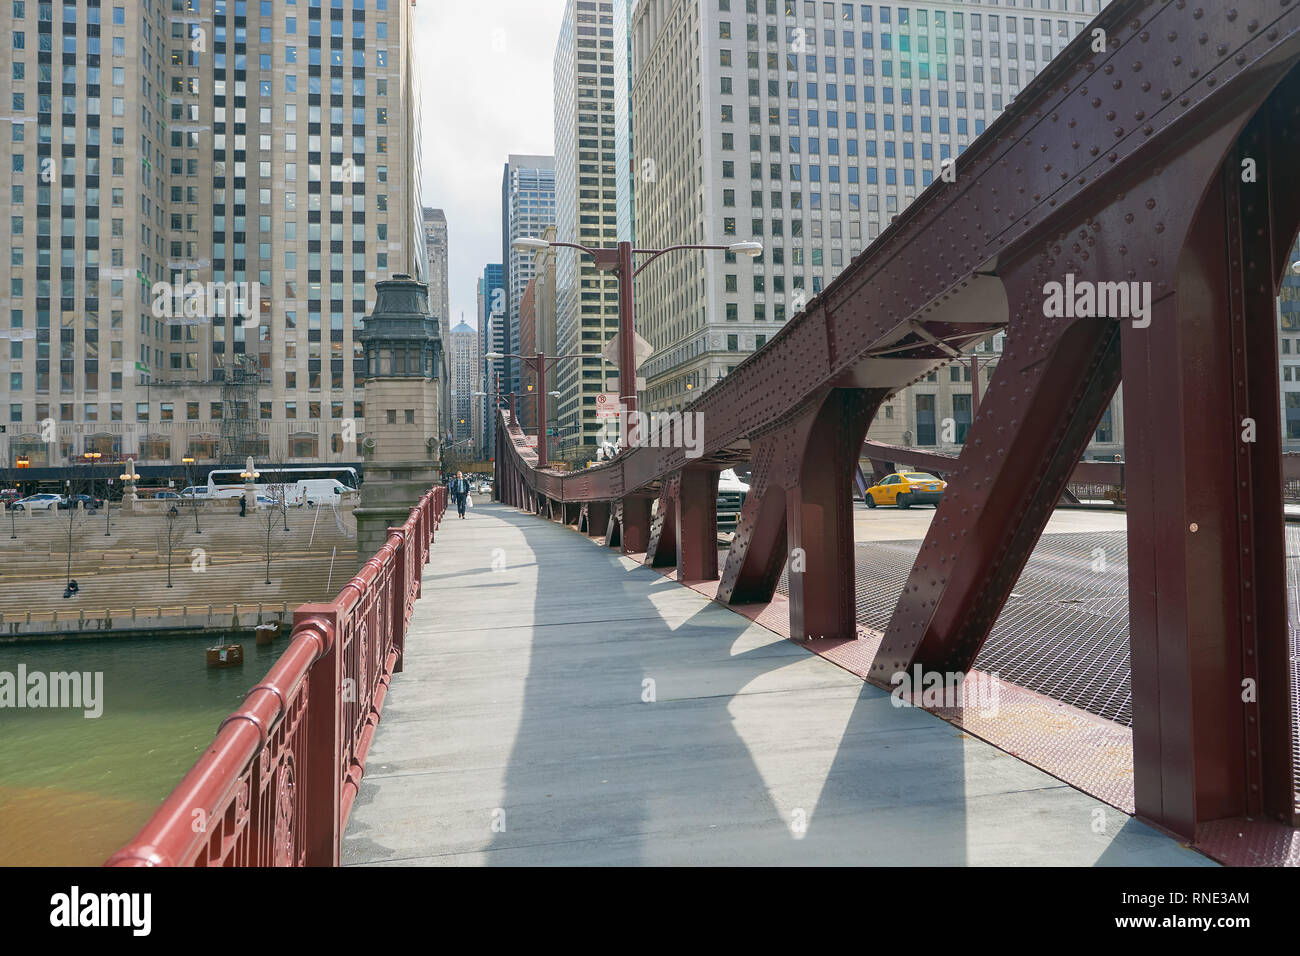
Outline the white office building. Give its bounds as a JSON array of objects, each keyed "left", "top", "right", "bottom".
[{"left": 630, "top": 0, "right": 1122, "bottom": 457}]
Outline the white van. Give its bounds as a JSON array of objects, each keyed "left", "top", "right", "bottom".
[
  {"left": 296, "top": 478, "right": 352, "bottom": 506},
  {"left": 716, "top": 469, "right": 750, "bottom": 527}
]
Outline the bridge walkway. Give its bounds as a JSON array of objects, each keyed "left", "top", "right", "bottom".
[{"left": 342, "top": 502, "right": 1210, "bottom": 866}]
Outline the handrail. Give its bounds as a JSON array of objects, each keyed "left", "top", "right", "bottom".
[{"left": 104, "top": 484, "right": 447, "bottom": 867}]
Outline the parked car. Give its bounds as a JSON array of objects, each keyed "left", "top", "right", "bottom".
[
  {"left": 864, "top": 472, "right": 948, "bottom": 509},
  {"left": 153, "top": 490, "right": 182, "bottom": 500},
  {"left": 59, "top": 494, "right": 104, "bottom": 510},
  {"left": 11, "top": 494, "right": 65, "bottom": 511},
  {"left": 0, "top": 489, "right": 20, "bottom": 509}
]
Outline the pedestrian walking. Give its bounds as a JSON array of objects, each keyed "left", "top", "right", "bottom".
[{"left": 449, "top": 471, "right": 471, "bottom": 519}]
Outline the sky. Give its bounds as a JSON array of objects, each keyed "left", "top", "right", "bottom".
[{"left": 413, "top": 0, "right": 567, "bottom": 331}]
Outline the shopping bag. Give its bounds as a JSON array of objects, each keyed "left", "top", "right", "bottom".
[{"left": 466, "top": 494, "right": 474, "bottom": 508}]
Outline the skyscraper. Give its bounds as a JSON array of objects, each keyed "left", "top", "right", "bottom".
[
  {"left": 0, "top": 0, "right": 426, "bottom": 470},
  {"left": 423, "top": 207, "right": 452, "bottom": 437},
  {"left": 501, "top": 156, "right": 556, "bottom": 398},
  {"left": 448, "top": 319, "right": 480, "bottom": 451},
  {"left": 613, "top": 0, "right": 635, "bottom": 243},
  {"left": 423, "top": 207, "right": 451, "bottom": 342},
  {"left": 554, "top": 0, "right": 621, "bottom": 449},
  {"left": 629, "top": 0, "right": 1120, "bottom": 459},
  {"left": 477, "top": 264, "right": 504, "bottom": 452}
]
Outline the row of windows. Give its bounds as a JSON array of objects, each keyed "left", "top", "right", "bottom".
[
  {"left": 6, "top": 398, "right": 366, "bottom": 425},
  {"left": 719, "top": 1, "right": 1097, "bottom": 26},
  {"left": 720, "top": 17, "right": 1084, "bottom": 44}
]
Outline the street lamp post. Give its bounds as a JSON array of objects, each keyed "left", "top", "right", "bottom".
[
  {"left": 181, "top": 455, "right": 201, "bottom": 533},
  {"left": 484, "top": 350, "right": 581, "bottom": 468},
  {"left": 513, "top": 237, "right": 762, "bottom": 448},
  {"left": 83, "top": 451, "right": 109, "bottom": 535}
]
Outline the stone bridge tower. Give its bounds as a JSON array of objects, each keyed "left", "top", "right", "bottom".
[{"left": 355, "top": 275, "right": 443, "bottom": 559}]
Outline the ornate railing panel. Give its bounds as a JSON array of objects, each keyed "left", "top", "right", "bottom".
[{"left": 105, "top": 486, "right": 446, "bottom": 867}]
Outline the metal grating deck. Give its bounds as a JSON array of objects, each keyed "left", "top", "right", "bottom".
[{"left": 775, "top": 526, "right": 1300, "bottom": 806}]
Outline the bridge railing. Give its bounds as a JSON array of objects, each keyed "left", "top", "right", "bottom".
[{"left": 104, "top": 485, "right": 447, "bottom": 867}]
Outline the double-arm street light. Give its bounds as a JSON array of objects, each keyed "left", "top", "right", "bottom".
[
  {"left": 482, "top": 348, "right": 572, "bottom": 468},
  {"left": 511, "top": 237, "right": 763, "bottom": 436}
]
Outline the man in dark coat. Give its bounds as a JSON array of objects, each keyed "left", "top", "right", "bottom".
[{"left": 449, "top": 472, "right": 471, "bottom": 519}]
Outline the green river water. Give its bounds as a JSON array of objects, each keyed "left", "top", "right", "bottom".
[{"left": 0, "top": 633, "right": 288, "bottom": 866}]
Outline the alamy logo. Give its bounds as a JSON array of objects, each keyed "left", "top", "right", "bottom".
[
  {"left": 620, "top": 410, "right": 704, "bottom": 458},
  {"left": 0, "top": 666, "right": 103, "bottom": 718},
  {"left": 49, "top": 886, "right": 151, "bottom": 936},
  {"left": 890, "top": 666, "right": 1001, "bottom": 717},
  {"left": 1042, "top": 273, "right": 1151, "bottom": 328},
  {"left": 150, "top": 280, "right": 262, "bottom": 329}
]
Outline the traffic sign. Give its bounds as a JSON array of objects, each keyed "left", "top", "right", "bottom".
[
  {"left": 601, "top": 332, "right": 652, "bottom": 370},
  {"left": 595, "top": 393, "right": 622, "bottom": 418}
]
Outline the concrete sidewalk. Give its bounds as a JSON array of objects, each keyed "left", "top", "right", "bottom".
[{"left": 342, "top": 502, "right": 1211, "bottom": 866}]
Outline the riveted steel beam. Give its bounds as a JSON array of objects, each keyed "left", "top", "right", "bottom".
[
  {"left": 644, "top": 478, "right": 679, "bottom": 568},
  {"left": 717, "top": 437, "right": 789, "bottom": 606},
  {"left": 786, "top": 389, "right": 882, "bottom": 642},
  {"left": 621, "top": 496, "right": 654, "bottom": 555},
  {"left": 677, "top": 468, "right": 721, "bottom": 583}
]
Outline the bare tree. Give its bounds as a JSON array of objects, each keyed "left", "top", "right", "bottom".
[
  {"left": 181, "top": 459, "right": 202, "bottom": 534},
  {"left": 257, "top": 480, "right": 288, "bottom": 584},
  {"left": 156, "top": 504, "right": 186, "bottom": 588},
  {"left": 60, "top": 475, "right": 94, "bottom": 590}
]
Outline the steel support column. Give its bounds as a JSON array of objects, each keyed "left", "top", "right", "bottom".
[
  {"left": 786, "top": 389, "right": 879, "bottom": 641},
  {"left": 587, "top": 501, "right": 612, "bottom": 540},
  {"left": 644, "top": 478, "right": 679, "bottom": 568},
  {"left": 621, "top": 495, "right": 653, "bottom": 555},
  {"left": 1124, "top": 104, "right": 1300, "bottom": 835},
  {"left": 717, "top": 437, "right": 788, "bottom": 605},
  {"left": 870, "top": 293, "right": 1122, "bottom": 679},
  {"left": 676, "top": 468, "right": 720, "bottom": 582},
  {"left": 605, "top": 502, "right": 622, "bottom": 549}
]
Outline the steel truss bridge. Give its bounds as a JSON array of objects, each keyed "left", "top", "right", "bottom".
[{"left": 495, "top": 0, "right": 1300, "bottom": 854}]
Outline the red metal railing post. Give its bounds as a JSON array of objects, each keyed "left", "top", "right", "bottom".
[
  {"left": 387, "top": 528, "right": 408, "bottom": 674},
  {"left": 292, "top": 605, "right": 341, "bottom": 866}
]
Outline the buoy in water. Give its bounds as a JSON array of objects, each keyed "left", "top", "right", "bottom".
[
  {"left": 206, "top": 644, "right": 244, "bottom": 668},
  {"left": 254, "top": 621, "right": 280, "bottom": 646}
]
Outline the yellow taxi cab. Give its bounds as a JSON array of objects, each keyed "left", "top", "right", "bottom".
[{"left": 864, "top": 471, "right": 947, "bottom": 509}]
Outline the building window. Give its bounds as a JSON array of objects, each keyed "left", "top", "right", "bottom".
[{"left": 915, "top": 394, "right": 936, "bottom": 446}]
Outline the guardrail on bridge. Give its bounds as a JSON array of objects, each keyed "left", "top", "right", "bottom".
[{"left": 104, "top": 485, "right": 447, "bottom": 867}]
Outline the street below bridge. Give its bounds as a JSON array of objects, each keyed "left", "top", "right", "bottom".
[{"left": 343, "top": 501, "right": 1208, "bottom": 866}]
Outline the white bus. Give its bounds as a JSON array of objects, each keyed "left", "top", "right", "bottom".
[{"left": 206, "top": 466, "right": 360, "bottom": 505}]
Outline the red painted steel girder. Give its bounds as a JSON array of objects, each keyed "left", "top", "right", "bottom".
[
  {"left": 502, "top": 1, "right": 1300, "bottom": 507},
  {"left": 493, "top": 0, "right": 1300, "bottom": 843}
]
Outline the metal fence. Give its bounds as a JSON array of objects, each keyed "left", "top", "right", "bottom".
[{"left": 104, "top": 484, "right": 446, "bottom": 866}]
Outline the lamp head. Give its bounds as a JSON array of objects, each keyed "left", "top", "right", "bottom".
[{"left": 512, "top": 237, "right": 550, "bottom": 254}]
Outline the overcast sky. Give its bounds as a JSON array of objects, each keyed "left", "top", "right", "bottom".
[{"left": 413, "top": 0, "right": 567, "bottom": 330}]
